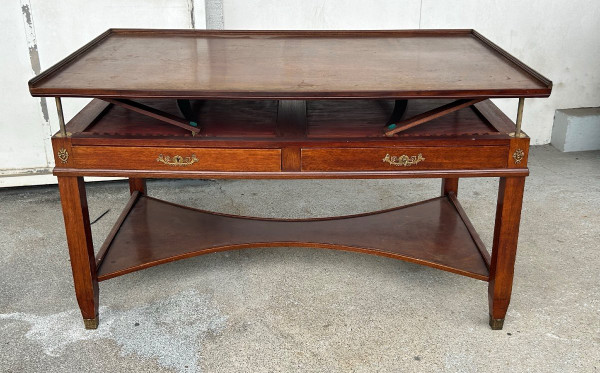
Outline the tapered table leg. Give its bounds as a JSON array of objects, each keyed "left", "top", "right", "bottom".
[
  {"left": 441, "top": 178, "right": 459, "bottom": 196},
  {"left": 488, "top": 176, "right": 526, "bottom": 330},
  {"left": 57, "top": 176, "right": 99, "bottom": 329},
  {"left": 129, "top": 178, "right": 147, "bottom": 194}
]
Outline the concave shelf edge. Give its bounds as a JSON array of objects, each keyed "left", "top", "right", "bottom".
[{"left": 95, "top": 194, "right": 491, "bottom": 282}]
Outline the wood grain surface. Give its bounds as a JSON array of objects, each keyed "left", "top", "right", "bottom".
[
  {"left": 29, "top": 29, "right": 551, "bottom": 99},
  {"left": 96, "top": 195, "right": 490, "bottom": 281}
]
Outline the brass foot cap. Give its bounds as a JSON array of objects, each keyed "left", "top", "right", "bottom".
[
  {"left": 83, "top": 317, "right": 99, "bottom": 330},
  {"left": 489, "top": 316, "right": 505, "bottom": 330}
]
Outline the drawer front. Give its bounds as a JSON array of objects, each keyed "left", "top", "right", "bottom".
[
  {"left": 301, "top": 146, "right": 508, "bottom": 171},
  {"left": 73, "top": 146, "right": 281, "bottom": 172}
]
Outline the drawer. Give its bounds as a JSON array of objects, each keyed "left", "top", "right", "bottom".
[
  {"left": 72, "top": 146, "right": 281, "bottom": 172},
  {"left": 301, "top": 146, "right": 508, "bottom": 171}
]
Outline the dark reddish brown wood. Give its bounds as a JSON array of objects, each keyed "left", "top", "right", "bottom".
[
  {"left": 71, "top": 146, "right": 282, "bottom": 172},
  {"left": 472, "top": 100, "right": 517, "bottom": 134},
  {"left": 281, "top": 147, "right": 301, "bottom": 171},
  {"left": 96, "top": 195, "right": 489, "bottom": 281},
  {"left": 70, "top": 135, "right": 512, "bottom": 148},
  {"left": 81, "top": 99, "right": 279, "bottom": 139},
  {"left": 277, "top": 101, "right": 305, "bottom": 170},
  {"left": 128, "top": 178, "right": 147, "bottom": 194},
  {"left": 74, "top": 99, "right": 502, "bottom": 145},
  {"left": 52, "top": 167, "right": 530, "bottom": 179},
  {"left": 29, "top": 29, "right": 552, "bottom": 99},
  {"left": 301, "top": 146, "right": 508, "bottom": 171},
  {"left": 441, "top": 178, "right": 459, "bottom": 196},
  {"left": 51, "top": 137, "right": 73, "bottom": 168},
  {"left": 306, "top": 99, "right": 498, "bottom": 139},
  {"left": 28, "top": 28, "right": 113, "bottom": 91},
  {"left": 471, "top": 30, "right": 552, "bottom": 92},
  {"left": 448, "top": 192, "right": 491, "bottom": 268},
  {"left": 488, "top": 176, "right": 526, "bottom": 329},
  {"left": 508, "top": 137, "right": 530, "bottom": 168},
  {"left": 48, "top": 98, "right": 532, "bottom": 183},
  {"left": 384, "top": 99, "right": 485, "bottom": 136},
  {"left": 57, "top": 176, "right": 99, "bottom": 329},
  {"left": 95, "top": 191, "right": 141, "bottom": 268},
  {"left": 103, "top": 99, "right": 200, "bottom": 134},
  {"left": 41, "top": 30, "right": 548, "bottom": 330}
]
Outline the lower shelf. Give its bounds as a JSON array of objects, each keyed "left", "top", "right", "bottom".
[{"left": 95, "top": 193, "right": 491, "bottom": 282}]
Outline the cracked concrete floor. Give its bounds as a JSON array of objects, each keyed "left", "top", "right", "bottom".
[{"left": 0, "top": 145, "right": 599, "bottom": 372}]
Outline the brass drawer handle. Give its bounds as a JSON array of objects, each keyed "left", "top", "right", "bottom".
[
  {"left": 382, "top": 153, "right": 425, "bottom": 167},
  {"left": 157, "top": 154, "right": 198, "bottom": 166}
]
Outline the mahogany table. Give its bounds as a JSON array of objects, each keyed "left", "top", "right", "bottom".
[{"left": 28, "top": 29, "right": 552, "bottom": 330}]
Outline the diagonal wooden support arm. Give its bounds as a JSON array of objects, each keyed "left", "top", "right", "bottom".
[
  {"left": 103, "top": 98, "right": 201, "bottom": 135},
  {"left": 384, "top": 98, "right": 485, "bottom": 137}
]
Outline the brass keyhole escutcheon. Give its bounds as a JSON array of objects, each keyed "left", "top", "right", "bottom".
[{"left": 156, "top": 154, "right": 199, "bottom": 166}]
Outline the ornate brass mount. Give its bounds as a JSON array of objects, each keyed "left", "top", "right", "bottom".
[
  {"left": 57, "top": 148, "right": 69, "bottom": 163},
  {"left": 382, "top": 153, "right": 425, "bottom": 167},
  {"left": 157, "top": 154, "right": 198, "bottom": 166},
  {"left": 512, "top": 149, "right": 525, "bottom": 164}
]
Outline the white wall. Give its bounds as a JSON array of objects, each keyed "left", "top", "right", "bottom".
[
  {"left": 1, "top": 0, "right": 598, "bottom": 186},
  {"left": 0, "top": 1, "right": 52, "bottom": 173},
  {"left": 223, "top": 0, "right": 422, "bottom": 29}
]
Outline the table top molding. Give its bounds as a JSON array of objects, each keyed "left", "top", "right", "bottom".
[{"left": 29, "top": 29, "right": 552, "bottom": 100}]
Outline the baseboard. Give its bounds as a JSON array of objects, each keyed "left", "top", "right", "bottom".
[{"left": 0, "top": 169, "right": 124, "bottom": 188}]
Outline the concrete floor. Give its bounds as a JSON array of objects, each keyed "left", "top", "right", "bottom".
[{"left": 0, "top": 145, "right": 598, "bottom": 372}]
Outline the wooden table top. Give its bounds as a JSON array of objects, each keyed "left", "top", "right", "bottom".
[{"left": 29, "top": 29, "right": 551, "bottom": 100}]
